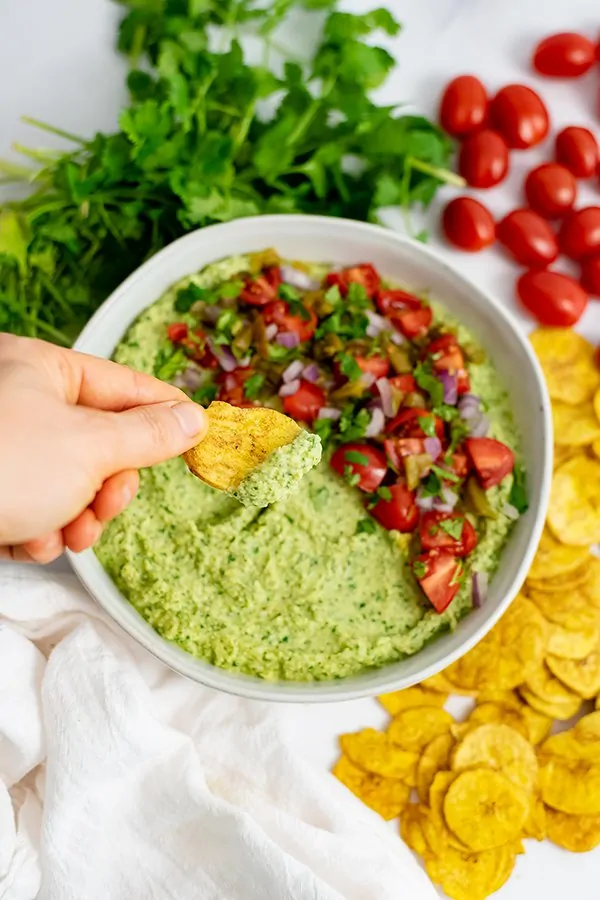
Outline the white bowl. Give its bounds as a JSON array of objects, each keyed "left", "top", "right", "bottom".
[{"left": 70, "top": 214, "right": 552, "bottom": 702}]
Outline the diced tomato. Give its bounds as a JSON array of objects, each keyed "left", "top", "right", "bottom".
[
  {"left": 354, "top": 354, "right": 390, "bottom": 379},
  {"left": 425, "top": 334, "right": 470, "bottom": 394},
  {"left": 384, "top": 437, "right": 426, "bottom": 470},
  {"left": 325, "top": 263, "right": 381, "bottom": 299},
  {"left": 369, "top": 483, "right": 419, "bottom": 533},
  {"left": 240, "top": 266, "right": 282, "bottom": 306},
  {"left": 388, "top": 374, "right": 417, "bottom": 394},
  {"left": 330, "top": 443, "right": 388, "bottom": 493},
  {"left": 419, "top": 512, "right": 478, "bottom": 558},
  {"left": 376, "top": 289, "right": 423, "bottom": 318},
  {"left": 386, "top": 407, "right": 445, "bottom": 440},
  {"left": 282, "top": 381, "right": 326, "bottom": 422},
  {"left": 217, "top": 368, "right": 255, "bottom": 407},
  {"left": 394, "top": 305, "right": 433, "bottom": 340},
  {"left": 465, "top": 437, "right": 515, "bottom": 489},
  {"left": 446, "top": 451, "right": 471, "bottom": 480},
  {"left": 414, "top": 550, "right": 463, "bottom": 613},
  {"left": 262, "top": 300, "right": 317, "bottom": 343},
  {"left": 167, "top": 322, "right": 189, "bottom": 343}
]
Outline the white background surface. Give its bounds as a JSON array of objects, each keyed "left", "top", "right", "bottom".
[{"left": 2, "top": 0, "right": 600, "bottom": 896}]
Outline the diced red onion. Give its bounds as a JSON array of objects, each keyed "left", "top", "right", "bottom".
[
  {"left": 265, "top": 323, "right": 278, "bottom": 341},
  {"left": 279, "top": 378, "right": 301, "bottom": 397},
  {"left": 302, "top": 363, "right": 320, "bottom": 383},
  {"left": 472, "top": 572, "right": 489, "bottom": 608},
  {"left": 276, "top": 331, "right": 300, "bottom": 349},
  {"left": 458, "top": 394, "right": 482, "bottom": 420},
  {"left": 432, "top": 488, "right": 458, "bottom": 513},
  {"left": 181, "top": 366, "right": 203, "bottom": 391},
  {"left": 365, "top": 309, "right": 388, "bottom": 338},
  {"left": 437, "top": 370, "right": 458, "bottom": 406},
  {"left": 282, "top": 359, "right": 304, "bottom": 383},
  {"left": 423, "top": 437, "right": 442, "bottom": 461},
  {"left": 317, "top": 406, "right": 342, "bottom": 421},
  {"left": 416, "top": 490, "right": 435, "bottom": 511},
  {"left": 468, "top": 414, "right": 490, "bottom": 438},
  {"left": 238, "top": 355, "right": 252, "bottom": 368},
  {"left": 280, "top": 264, "right": 320, "bottom": 291},
  {"left": 376, "top": 377, "right": 395, "bottom": 418},
  {"left": 359, "top": 372, "right": 376, "bottom": 390},
  {"left": 208, "top": 340, "right": 237, "bottom": 372},
  {"left": 365, "top": 406, "right": 386, "bottom": 438},
  {"left": 390, "top": 331, "right": 405, "bottom": 345},
  {"left": 502, "top": 502, "right": 520, "bottom": 521}
]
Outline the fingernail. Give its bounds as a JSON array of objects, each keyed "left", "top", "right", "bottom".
[{"left": 170, "top": 401, "right": 207, "bottom": 438}]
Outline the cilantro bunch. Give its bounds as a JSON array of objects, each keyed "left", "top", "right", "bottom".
[{"left": 0, "top": 0, "right": 455, "bottom": 346}]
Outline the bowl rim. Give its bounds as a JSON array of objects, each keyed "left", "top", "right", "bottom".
[{"left": 70, "top": 213, "right": 553, "bottom": 702}]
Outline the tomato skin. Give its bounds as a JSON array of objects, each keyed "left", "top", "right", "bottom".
[
  {"left": 240, "top": 268, "right": 281, "bottom": 306},
  {"left": 330, "top": 443, "right": 388, "bottom": 493},
  {"left": 580, "top": 255, "right": 600, "bottom": 296},
  {"left": 282, "top": 381, "right": 326, "bottom": 422},
  {"left": 384, "top": 437, "right": 426, "bottom": 470},
  {"left": 517, "top": 270, "right": 588, "bottom": 327},
  {"left": 325, "top": 263, "right": 381, "bottom": 299},
  {"left": 442, "top": 197, "right": 495, "bottom": 252},
  {"left": 388, "top": 374, "right": 417, "bottom": 394},
  {"left": 447, "top": 451, "right": 471, "bottom": 480},
  {"left": 369, "top": 483, "right": 419, "bottom": 533},
  {"left": 459, "top": 129, "right": 509, "bottom": 188},
  {"left": 217, "top": 368, "right": 255, "bottom": 407},
  {"left": 419, "top": 512, "right": 478, "bottom": 558},
  {"left": 490, "top": 85, "right": 550, "bottom": 149},
  {"left": 376, "top": 289, "right": 422, "bottom": 317},
  {"left": 425, "top": 334, "right": 470, "bottom": 394},
  {"left": 533, "top": 33, "right": 596, "bottom": 78},
  {"left": 555, "top": 127, "right": 599, "bottom": 178},
  {"left": 497, "top": 209, "right": 558, "bottom": 267},
  {"left": 386, "top": 407, "right": 445, "bottom": 440},
  {"left": 560, "top": 207, "right": 600, "bottom": 260},
  {"left": 354, "top": 355, "right": 390, "bottom": 379},
  {"left": 439, "top": 75, "right": 489, "bottom": 137},
  {"left": 465, "top": 437, "right": 515, "bottom": 489},
  {"left": 167, "top": 322, "right": 188, "bottom": 343},
  {"left": 414, "top": 550, "right": 462, "bottom": 613},
  {"left": 524, "top": 163, "right": 577, "bottom": 218},
  {"left": 262, "top": 300, "right": 317, "bottom": 343},
  {"left": 395, "top": 305, "right": 433, "bottom": 339}
]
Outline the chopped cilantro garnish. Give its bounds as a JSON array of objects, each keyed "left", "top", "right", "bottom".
[
  {"left": 324, "top": 285, "right": 342, "bottom": 304},
  {"left": 508, "top": 465, "right": 528, "bottom": 514},
  {"left": 219, "top": 279, "right": 244, "bottom": 300},
  {"left": 338, "top": 352, "right": 363, "bottom": 382},
  {"left": 339, "top": 403, "right": 370, "bottom": 442},
  {"left": 414, "top": 361, "right": 444, "bottom": 409},
  {"left": 421, "top": 470, "right": 443, "bottom": 498},
  {"left": 448, "top": 417, "right": 470, "bottom": 450},
  {"left": 174, "top": 283, "right": 214, "bottom": 312},
  {"left": 192, "top": 383, "right": 218, "bottom": 406},
  {"left": 347, "top": 282, "right": 369, "bottom": 306},
  {"left": 377, "top": 486, "right": 392, "bottom": 501},
  {"left": 440, "top": 518, "right": 464, "bottom": 540},
  {"left": 413, "top": 559, "right": 427, "bottom": 579},
  {"left": 154, "top": 346, "right": 188, "bottom": 382},
  {"left": 449, "top": 561, "right": 464, "bottom": 587},
  {"left": 266, "top": 343, "right": 296, "bottom": 362},
  {"left": 287, "top": 297, "right": 312, "bottom": 322},
  {"left": 419, "top": 414, "right": 437, "bottom": 438},
  {"left": 343, "top": 465, "right": 361, "bottom": 487},
  {"left": 278, "top": 283, "right": 301, "bottom": 302},
  {"left": 243, "top": 372, "right": 265, "bottom": 400},
  {"left": 345, "top": 450, "right": 370, "bottom": 466},
  {"left": 214, "top": 308, "right": 242, "bottom": 344},
  {"left": 356, "top": 518, "right": 377, "bottom": 535},
  {"left": 431, "top": 464, "right": 461, "bottom": 483},
  {"left": 313, "top": 417, "right": 334, "bottom": 449}
]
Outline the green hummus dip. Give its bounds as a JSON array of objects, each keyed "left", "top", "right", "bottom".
[
  {"left": 231, "top": 428, "right": 322, "bottom": 508},
  {"left": 96, "top": 255, "right": 520, "bottom": 681}
]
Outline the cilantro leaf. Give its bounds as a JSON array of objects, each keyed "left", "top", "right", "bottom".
[
  {"left": 154, "top": 346, "right": 188, "bottom": 382},
  {"left": 344, "top": 449, "right": 370, "bottom": 466},
  {"left": 338, "top": 352, "right": 363, "bottom": 382},
  {"left": 192, "top": 383, "right": 218, "bottom": 406},
  {"left": 356, "top": 518, "right": 377, "bottom": 535},
  {"left": 243, "top": 372, "right": 265, "bottom": 400},
  {"left": 440, "top": 518, "right": 464, "bottom": 540},
  {"left": 174, "top": 283, "right": 214, "bottom": 312},
  {"left": 508, "top": 465, "right": 528, "bottom": 514},
  {"left": 343, "top": 465, "right": 361, "bottom": 487},
  {"left": 431, "top": 464, "right": 461, "bottom": 483},
  {"left": 278, "top": 283, "right": 302, "bottom": 302},
  {"left": 414, "top": 361, "right": 444, "bottom": 409},
  {"left": 413, "top": 559, "right": 427, "bottom": 579},
  {"left": 419, "top": 414, "right": 437, "bottom": 438},
  {"left": 313, "top": 416, "right": 334, "bottom": 449},
  {"left": 219, "top": 279, "right": 244, "bottom": 300}
]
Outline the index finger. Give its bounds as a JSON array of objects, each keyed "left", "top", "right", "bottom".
[{"left": 71, "top": 349, "right": 188, "bottom": 411}]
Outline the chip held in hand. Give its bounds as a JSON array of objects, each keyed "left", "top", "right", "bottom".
[{"left": 183, "top": 400, "right": 322, "bottom": 507}]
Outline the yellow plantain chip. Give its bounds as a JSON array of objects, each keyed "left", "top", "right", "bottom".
[
  {"left": 528, "top": 589, "right": 598, "bottom": 631},
  {"left": 474, "top": 690, "right": 551, "bottom": 743},
  {"left": 519, "top": 685, "right": 582, "bottom": 721},
  {"left": 530, "top": 328, "right": 600, "bottom": 405},
  {"left": 545, "top": 619, "right": 599, "bottom": 660},
  {"left": 424, "top": 844, "right": 517, "bottom": 900},
  {"left": 443, "top": 769, "right": 530, "bottom": 850},
  {"left": 593, "top": 437, "right": 600, "bottom": 461},
  {"left": 339, "top": 729, "right": 418, "bottom": 780},
  {"left": 548, "top": 456, "right": 600, "bottom": 546},
  {"left": 421, "top": 672, "right": 478, "bottom": 696},
  {"left": 450, "top": 723, "right": 538, "bottom": 794},
  {"left": 428, "top": 770, "right": 469, "bottom": 853},
  {"left": 583, "top": 557, "right": 600, "bottom": 611},
  {"left": 399, "top": 803, "right": 430, "bottom": 857},
  {"left": 594, "top": 385, "right": 600, "bottom": 422},
  {"left": 522, "top": 796, "right": 547, "bottom": 841},
  {"left": 476, "top": 689, "right": 522, "bottom": 710},
  {"left": 528, "top": 527, "right": 591, "bottom": 581},
  {"left": 378, "top": 686, "right": 447, "bottom": 717},
  {"left": 539, "top": 756, "right": 600, "bottom": 815},
  {"left": 525, "top": 662, "right": 582, "bottom": 705},
  {"left": 575, "top": 710, "right": 600, "bottom": 742},
  {"left": 553, "top": 444, "right": 579, "bottom": 469},
  {"left": 387, "top": 706, "right": 454, "bottom": 753},
  {"left": 443, "top": 596, "right": 547, "bottom": 691},
  {"left": 331, "top": 755, "right": 410, "bottom": 820},
  {"left": 539, "top": 732, "right": 600, "bottom": 763},
  {"left": 547, "top": 641, "right": 600, "bottom": 699},
  {"left": 183, "top": 401, "right": 321, "bottom": 506},
  {"left": 417, "top": 733, "right": 455, "bottom": 804},
  {"left": 546, "top": 807, "right": 600, "bottom": 852},
  {"left": 519, "top": 705, "right": 553, "bottom": 745},
  {"left": 465, "top": 702, "right": 529, "bottom": 739},
  {"left": 552, "top": 401, "right": 600, "bottom": 446},
  {"left": 527, "top": 566, "right": 591, "bottom": 594}
]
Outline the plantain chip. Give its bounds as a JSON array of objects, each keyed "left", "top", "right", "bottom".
[
  {"left": 417, "top": 733, "right": 455, "bottom": 804},
  {"left": 443, "top": 596, "right": 547, "bottom": 691},
  {"left": 450, "top": 723, "right": 538, "bottom": 794},
  {"left": 378, "top": 686, "right": 447, "bottom": 717},
  {"left": 522, "top": 796, "right": 547, "bottom": 841},
  {"left": 428, "top": 770, "right": 470, "bottom": 853},
  {"left": 387, "top": 706, "right": 454, "bottom": 753},
  {"left": 528, "top": 588, "right": 598, "bottom": 631},
  {"left": 474, "top": 691, "right": 551, "bottom": 743},
  {"left": 527, "top": 565, "right": 591, "bottom": 595},
  {"left": 443, "top": 768, "right": 529, "bottom": 850},
  {"left": 525, "top": 662, "right": 582, "bottom": 704},
  {"left": 545, "top": 619, "right": 599, "bottom": 660},
  {"left": 339, "top": 729, "right": 419, "bottom": 781},
  {"left": 463, "top": 702, "right": 529, "bottom": 739},
  {"left": 539, "top": 732, "right": 600, "bottom": 763},
  {"left": 332, "top": 755, "right": 410, "bottom": 820},
  {"left": 583, "top": 557, "right": 600, "bottom": 610},
  {"left": 424, "top": 844, "right": 517, "bottom": 900},
  {"left": 539, "top": 756, "right": 600, "bottom": 815},
  {"left": 530, "top": 328, "right": 600, "bottom": 405},
  {"left": 546, "top": 807, "right": 600, "bottom": 852},
  {"left": 519, "top": 686, "right": 582, "bottom": 721},
  {"left": 519, "top": 705, "right": 553, "bottom": 744},
  {"left": 594, "top": 385, "right": 600, "bottom": 422},
  {"left": 593, "top": 437, "right": 600, "bottom": 461},
  {"left": 421, "top": 671, "right": 478, "bottom": 696},
  {"left": 547, "top": 640, "right": 600, "bottom": 699},
  {"left": 553, "top": 444, "right": 579, "bottom": 469},
  {"left": 575, "top": 710, "right": 600, "bottom": 742},
  {"left": 528, "top": 527, "right": 591, "bottom": 581},
  {"left": 399, "top": 803, "right": 430, "bottom": 857},
  {"left": 548, "top": 456, "right": 600, "bottom": 546},
  {"left": 552, "top": 401, "right": 600, "bottom": 446}
]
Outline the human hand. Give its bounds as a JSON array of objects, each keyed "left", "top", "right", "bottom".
[{"left": 0, "top": 334, "right": 207, "bottom": 563}]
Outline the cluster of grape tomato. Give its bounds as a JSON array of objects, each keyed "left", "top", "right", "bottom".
[{"left": 439, "top": 31, "right": 600, "bottom": 329}]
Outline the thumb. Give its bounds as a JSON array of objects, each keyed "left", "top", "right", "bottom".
[{"left": 93, "top": 400, "right": 208, "bottom": 474}]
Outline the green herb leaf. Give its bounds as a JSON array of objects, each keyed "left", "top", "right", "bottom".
[
  {"left": 345, "top": 449, "right": 370, "bottom": 466},
  {"left": 313, "top": 416, "right": 334, "bottom": 449},
  {"left": 219, "top": 279, "right": 244, "bottom": 300},
  {"left": 192, "top": 383, "right": 218, "bottom": 406},
  {"left": 440, "top": 517, "right": 464, "bottom": 540},
  {"left": 414, "top": 361, "right": 444, "bottom": 409},
  {"left": 154, "top": 346, "right": 188, "bottom": 382},
  {"left": 338, "top": 352, "right": 363, "bottom": 383},
  {"left": 377, "top": 486, "right": 392, "bottom": 501},
  {"left": 243, "top": 372, "right": 265, "bottom": 400},
  {"left": 343, "top": 465, "right": 361, "bottom": 487},
  {"left": 508, "top": 465, "right": 528, "bottom": 514},
  {"left": 431, "top": 464, "right": 461, "bottom": 483},
  {"left": 174, "top": 283, "right": 214, "bottom": 312},
  {"left": 278, "top": 283, "right": 302, "bottom": 302},
  {"left": 419, "top": 414, "right": 437, "bottom": 438},
  {"left": 356, "top": 518, "right": 377, "bottom": 535},
  {"left": 413, "top": 559, "right": 427, "bottom": 579}
]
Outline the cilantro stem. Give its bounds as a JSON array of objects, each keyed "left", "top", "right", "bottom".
[
  {"left": 407, "top": 156, "right": 466, "bottom": 188},
  {"left": 0, "top": 160, "right": 38, "bottom": 182},
  {"left": 21, "top": 117, "right": 85, "bottom": 145},
  {"left": 28, "top": 317, "right": 72, "bottom": 346}
]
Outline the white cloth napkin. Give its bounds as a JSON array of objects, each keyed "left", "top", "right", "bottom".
[{"left": 0, "top": 564, "right": 437, "bottom": 900}]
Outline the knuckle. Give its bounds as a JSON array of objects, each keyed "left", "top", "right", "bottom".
[{"left": 137, "top": 404, "right": 172, "bottom": 449}]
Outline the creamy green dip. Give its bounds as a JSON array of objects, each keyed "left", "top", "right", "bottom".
[
  {"left": 96, "top": 254, "right": 520, "bottom": 681},
  {"left": 232, "top": 428, "right": 322, "bottom": 507}
]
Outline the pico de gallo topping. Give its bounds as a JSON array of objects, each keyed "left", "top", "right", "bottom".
[{"left": 161, "top": 250, "right": 525, "bottom": 614}]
